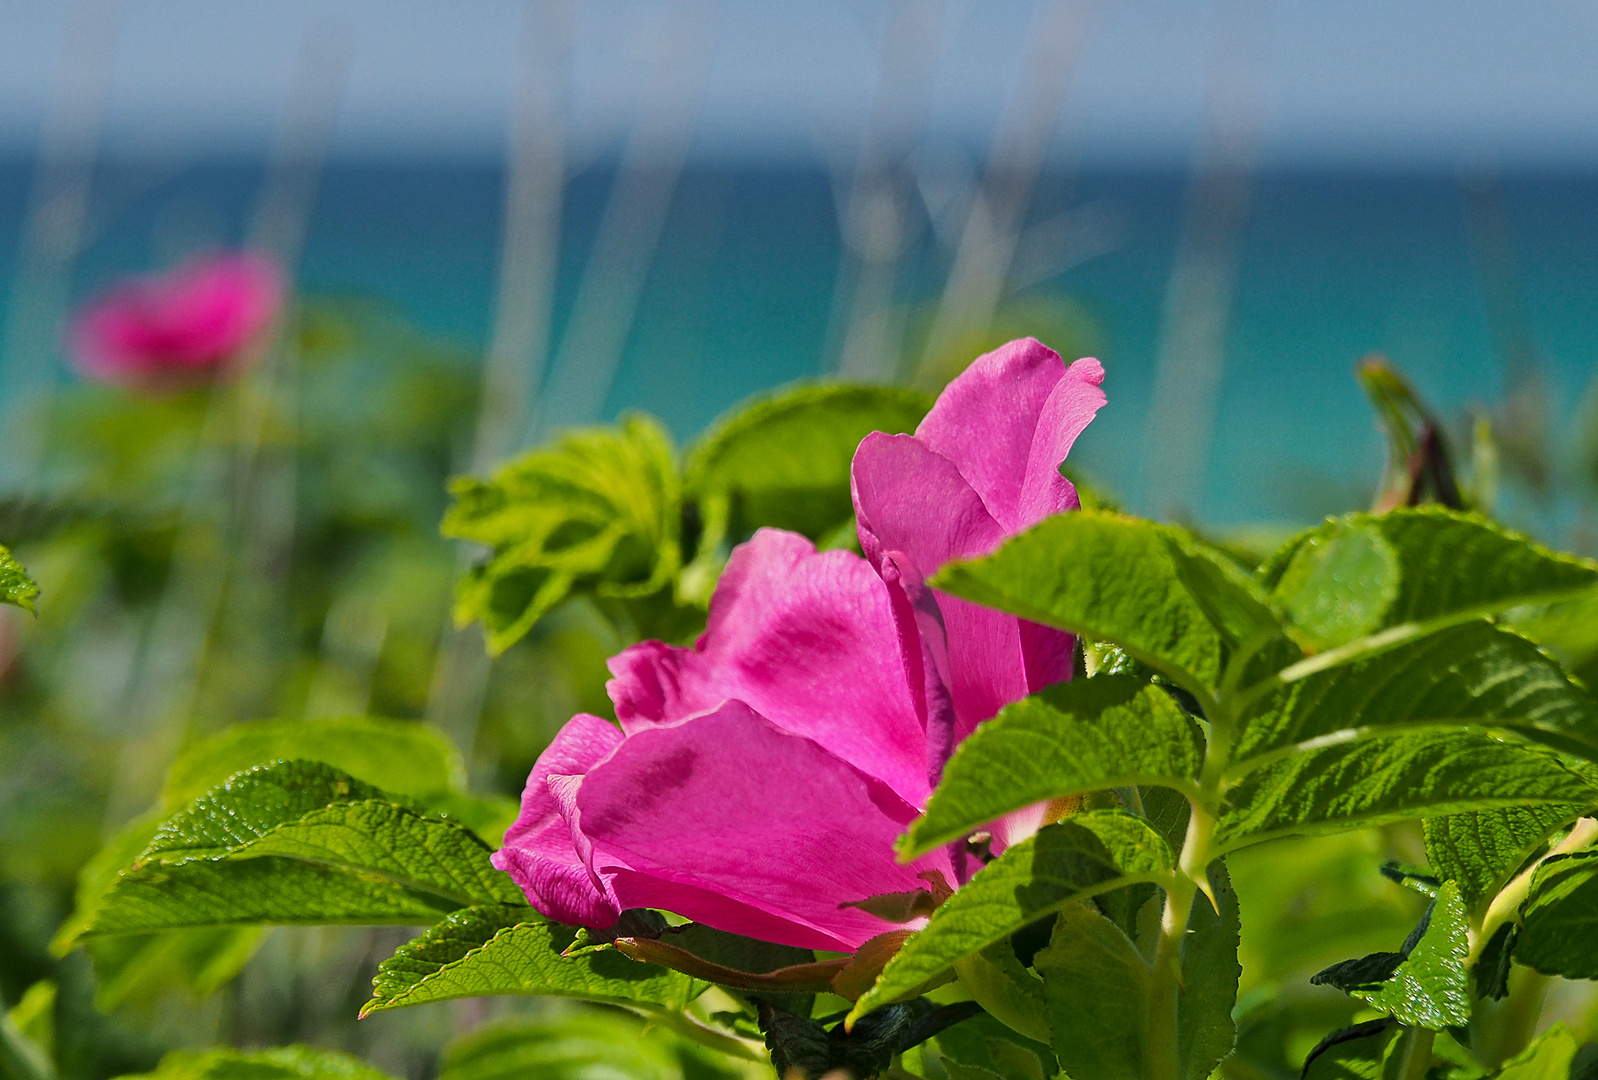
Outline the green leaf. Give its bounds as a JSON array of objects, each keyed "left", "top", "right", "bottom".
[
  {"left": 1235, "top": 621, "right": 1598, "bottom": 763},
  {"left": 1, "top": 1003, "right": 53, "bottom": 1080},
  {"left": 71, "top": 761, "right": 517, "bottom": 941},
  {"left": 361, "top": 904, "right": 698, "bottom": 1015},
  {"left": 87, "top": 927, "right": 267, "bottom": 1010},
  {"left": 1213, "top": 731, "right": 1597, "bottom": 854},
  {"left": 161, "top": 716, "right": 467, "bottom": 809},
  {"left": 443, "top": 415, "right": 683, "bottom": 653},
  {"left": 1346, "top": 882, "right": 1470, "bottom": 1030},
  {"left": 1032, "top": 863, "right": 1239, "bottom": 1080},
  {"left": 684, "top": 383, "right": 930, "bottom": 539},
  {"left": 1260, "top": 509, "right": 1598, "bottom": 633},
  {"left": 437, "top": 1012, "right": 741, "bottom": 1080},
  {"left": 1176, "top": 864, "right": 1243, "bottom": 1079},
  {"left": 952, "top": 945, "right": 1051, "bottom": 1044},
  {"left": 847, "top": 811, "right": 1174, "bottom": 1027},
  {"left": 111, "top": 1046, "right": 394, "bottom": 1080},
  {"left": 930, "top": 1012, "right": 1056, "bottom": 1080},
  {"left": 1424, "top": 805, "right": 1576, "bottom": 910},
  {"left": 1494, "top": 1023, "right": 1579, "bottom": 1080},
  {"left": 1515, "top": 850, "right": 1598, "bottom": 979},
  {"left": 933, "top": 512, "right": 1278, "bottom": 696},
  {"left": 0, "top": 543, "right": 36, "bottom": 612},
  {"left": 1268, "top": 520, "right": 1399, "bottom": 649},
  {"left": 1300, "top": 1020, "right": 1397, "bottom": 1080},
  {"left": 901, "top": 676, "right": 1203, "bottom": 857}
]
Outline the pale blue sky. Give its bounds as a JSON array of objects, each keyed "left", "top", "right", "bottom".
[{"left": 4, "top": 0, "right": 1598, "bottom": 165}]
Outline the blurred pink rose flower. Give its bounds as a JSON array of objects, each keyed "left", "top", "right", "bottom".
[
  {"left": 493, "top": 338, "right": 1106, "bottom": 951},
  {"left": 67, "top": 252, "right": 284, "bottom": 387}
]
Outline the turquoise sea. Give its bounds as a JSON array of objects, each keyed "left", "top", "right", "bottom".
[{"left": 3, "top": 159, "right": 1596, "bottom": 530}]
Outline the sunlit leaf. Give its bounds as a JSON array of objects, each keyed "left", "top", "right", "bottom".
[
  {"left": 361, "top": 905, "right": 698, "bottom": 1015},
  {"left": 1235, "top": 621, "right": 1598, "bottom": 763},
  {"left": 1423, "top": 805, "right": 1576, "bottom": 910},
  {"left": 933, "top": 512, "right": 1279, "bottom": 696},
  {"left": 1214, "top": 731, "right": 1597, "bottom": 853},
  {"left": 684, "top": 383, "right": 930, "bottom": 540},
  {"left": 848, "top": 812, "right": 1174, "bottom": 1027},
  {"left": 1259, "top": 508, "right": 1598, "bottom": 633},
  {"left": 901, "top": 676, "right": 1202, "bottom": 857},
  {"left": 1494, "top": 1023, "right": 1579, "bottom": 1080},
  {"left": 0, "top": 543, "right": 37, "bottom": 612},
  {"left": 1268, "top": 520, "right": 1398, "bottom": 649},
  {"left": 1325, "top": 882, "right": 1470, "bottom": 1030},
  {"left": 70, "top": 761, "right": 516, "bottom": 941},
  {"left": 444, "top": 415, "right": 684, "bottom": 653}
]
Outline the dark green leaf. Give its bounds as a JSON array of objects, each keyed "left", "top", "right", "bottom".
[
  {"left": 1515, "top": 850, "right": 1598, "bottom": 979},
  {"left": 1259, "top": 509, "right": 1598, "bottom": 632},
  {"left": 110, "top": 1046, "right": 393, "bottom": 1080},
  {"left": 362, "top": 904, "right": 697, "bottom": 1015},
  {"left": 932, "top": 512, "right": 1272, "bottom": 695},
  {"left": 683, "top": 383, "right": 930, "bottom": 539},
  {"left": 70, "top": 761, "right": 517, "bottom": 941},
  {"left": 1236, "top": 621, "right": 1598, "bottom": 763},
  {"left": 0, "top": 543, "right": 37, "bottom": 612},
  {"left": 1343, "top": 882, "right": 1471, "bottom": 1030},
  {"left": 1309, "top": 952, "right": 1407, "bottom": 994},
  {"left": 1300, "top": 1019, "right": 1397, "bottom": 1080},
  {"left": 1176, "top": 863, "right": 1243, "bottom": 1080},
  {"left": 1269, "top": 520, "right": 1399, "bottom": 649},
  {"left": 444, "top": 415, "right": 683, "bottom": 653},
  {"left": 900, "top": 677, "right": 1203, "bottom": 857},
  {"left": 1032, "top": 863, "right": 1239, "bottom": 1080},
  {"left": 847, "top": 811, "right": 1174, "bottom": 1027},
  {"left": 1214, "top": 731, "right": 1597, "bottom": 853},
  {"left": 1474, "top": 923, "right": 1517, "bottom": 1001},
  {"left": 1424, "top": 805, "right": 1576, "bottom": 910}
]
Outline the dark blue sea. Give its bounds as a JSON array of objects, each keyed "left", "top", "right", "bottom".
[{"left": 3, "top": 157, "right": 1596, "bottom": 534}]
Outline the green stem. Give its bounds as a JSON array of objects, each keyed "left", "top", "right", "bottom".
[
  {"left": 1475, "top": 968, "right": 1550, "bottom": 1069},
  {"left": 1146, "top": 805, "right": 1215, "bottom": 1080},
  {"left": 1146, "top": 872, "right": 1198, "bottom": 1080},
  {"left": 1469, "top": 817, "right": 1598, "bottom": 967}
]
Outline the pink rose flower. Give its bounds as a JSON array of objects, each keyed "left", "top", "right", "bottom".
[
  {"left": 493, "top": 339, "right": 1106, "bottom": 951},
  {"left": 67, "top": 252, "right": 284, "bottom": 387}
]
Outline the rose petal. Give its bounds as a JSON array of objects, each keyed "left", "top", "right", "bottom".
[
  {"left": 606, "top": 528, "right": 928, "bottom": 805},
  {"left": 576, "top": 700, "right": 955, "bottom": 951},
  {"left": 852, "top": 432, "right": 1026, "bottom": 740},
  {"left": 914, "top": 338, "right": 1104, "bottom": 532},
  {"left": 493, "top": 713, "right": 624, "bottom": 927},
  {"left": 68, "top": 252, "right": 283, "bottom": 382}
]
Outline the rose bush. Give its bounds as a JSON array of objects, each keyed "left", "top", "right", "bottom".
[{"left": 492, "top": 339, "right": 1106, "bottom": 949}]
